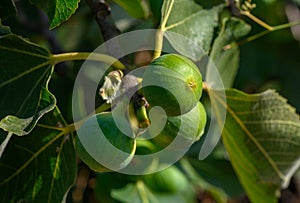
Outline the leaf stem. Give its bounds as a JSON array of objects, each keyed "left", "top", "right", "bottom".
[
  {"left": 0, "top": 132, "right": 13, "bottom": 159},
  {"left": 136, "top": 181, "right": 150, "bottom": 203},
  {"left": 51, "top": 52, "right": 126, "bottom": 70},
  {"left": 224, "top": 21, "right": 300, "bottom": 50},
  {"left": 65, "top": 103, "right": 111, "bottom": 133},
  {"left": 152, "top": 0, "right": 175, "bottom": 60},
  {"left": 152, "top": 30, "right": 164, "bottom": 60},
  {"left": 36, "top": 124, "right": 65, "bottom": 131},
  {"left": 160, "top": 0, "right": 175, "bottom": 29},
  {"left": 241, "top": 11, "right": 274, "bottom": 31}
]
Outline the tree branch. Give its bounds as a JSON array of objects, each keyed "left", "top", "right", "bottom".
[{"left": 85, "top": 0, "right": 129, "bottom": 70}]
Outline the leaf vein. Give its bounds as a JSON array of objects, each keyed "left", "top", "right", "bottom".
[
  {"left": 214, "top": 91, "right": 286, "bottom": 180},
  {"left": 0, "top": 131, "right": 65, "bottom": 185},
  {"left": 0, "top": 45, "right": 49, "bottom": 59},
  {"left": 0, "top": 61, "right": 51, "bottom": 88}
]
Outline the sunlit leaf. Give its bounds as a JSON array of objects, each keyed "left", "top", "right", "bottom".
[
  {"left": 211, "top": 88, "right": 300, "bottom": 203},
  {"left": 0, "top": 108, "right": 76, "bottom": 203},
  {"left": 160, "top": 0, "right": 225, "bottom": 60},
  {"left": 30, "top": 0, "right": 79, "bottom": 29}
]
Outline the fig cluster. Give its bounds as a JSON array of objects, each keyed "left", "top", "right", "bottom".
[
  {"left": 139, "top": 54, "right": 206, "bottom": 148},
  {"left": 75, "top": 54, "right": 207, "bottom": 173}
]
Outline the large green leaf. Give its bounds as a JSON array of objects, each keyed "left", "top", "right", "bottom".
[
  {"left": 30, "top": 0, "right": 79, "bottom": 29},
  {"left": 0, "top": 34, "right": 56, "bottom": 136},
  {"left": 160, "top": 0, "right": 225, "bottom": 60},
  {"left": 0, "top": 108, "right": 76, "bottom": 203},
  {"left": 212, "top": 88, "right": 300, "bottom": 203},
  {"left": 209, "top": 17, "right": 251, "bottom": 88},
  {"left": 112, "top": 0, "right": 150, "bottom": 19},
  {"left": 0, "top": 0, "right": 16, "bottom": 20}
]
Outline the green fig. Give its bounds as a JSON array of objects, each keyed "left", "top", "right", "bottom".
[
  {"left": 75, "top": 112, "right": 136, "bottom": 172},
  {"left": 139, "top": 102, "right": 207, "bottom": 150},
  {"left": 143, "top": 165, "right": 189, "bottom": 193},
  {"left": 142, "top": 54, "right": 202, "bottom": 116}
]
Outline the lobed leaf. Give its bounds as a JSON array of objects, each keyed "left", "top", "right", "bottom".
[
  {"left": 0, "top": 34, "right": 56, "bottom": 136},
  {"left": 30, "top": 0, "right": 79, "bottom": 29},
  {"left": 0, "top": 108, "right": 76, "bottom": 203},
  {"left": 211, "top": 88, "right": 300, "bottom": 203},
  {"left": 160, "top": 0, "right": 225, "bottom": 60}
]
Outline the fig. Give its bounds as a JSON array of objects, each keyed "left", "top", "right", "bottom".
[
  {"left": 139, "top": 102, "right": 207, "bottom": 150},
  {"left": 75, "top": 112, "right": 136, "bottom": 172},
  {"left": 143, "top": 165, "right": 189, "bottom": 193},
  {"left": 142, "top": 54, "right": 202, "bottom": 116}
]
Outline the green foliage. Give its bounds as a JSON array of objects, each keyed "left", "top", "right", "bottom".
[
  {"left": 111, "top": 180, "right": 195, "bottom": 203},
  {"left": 180, "top": 158, "right": 229, "bottom": 203},
  {"left": 30, "top": 0, "right": 79, "bottom": 29},
  {"left": 0, "top": 0, "right": 299, "bottom": 202},
  {"left": 160, "top": 0, "right": 225, "bottom": 60},
  {"left": 0, "top": 35, "right": 55, "bottom": 136},
  {"left": 209, "top": 16, "right": 251, "bottom": 88},
  {"left": 214, "top": 89, "right": 300, "bottom": 203},
  {"left": 0, "top": 108, "right": 76, "bottom": 203}
]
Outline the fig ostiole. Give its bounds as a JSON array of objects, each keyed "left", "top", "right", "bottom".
[{"left": 142, "top": 54, "right": 203, "bottom": 116}]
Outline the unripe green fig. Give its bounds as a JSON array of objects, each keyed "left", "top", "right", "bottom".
[
  {"left": 139, "top": 102, "right": 207, "bottom": 150},
  {"left": 142, "top": 54, "right": 202, "bottom": 116},
  {"left": 75, "top": 112, "right": 136, "bottom": 172},
  {"left": 143, "top": 166, "right": 189, "bottom": 193}
]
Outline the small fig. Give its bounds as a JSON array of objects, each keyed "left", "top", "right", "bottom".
[
  {"left": 143, "top": 165, "right": 189, "bottom": 193},
  {"left": 142, "top": 54, "right": 202, "bottom": 116},
  {"left": 75, "top": 112, "right": 136, "bottom": 172},
  {"left": 139, "top": 102, "right": 207, "bottom": 150}
]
